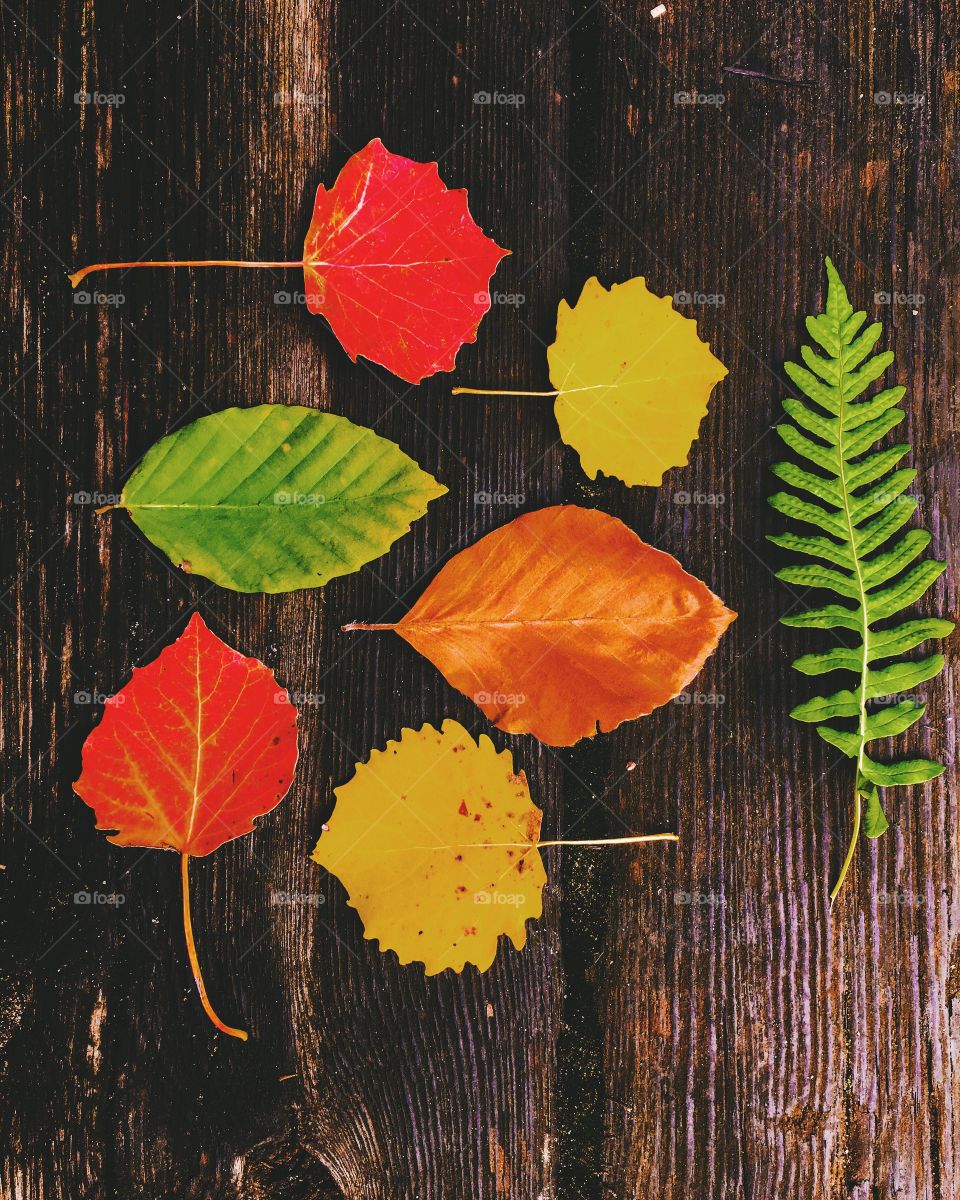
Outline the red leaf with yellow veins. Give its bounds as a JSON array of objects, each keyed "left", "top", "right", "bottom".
[
  {"left": 74, "top": 613, "right": 299, "bottom": 1039},
  {"left": 301, "top": 138, "right": 509, "bottom": 382},
  {"left": 68, "top": 139, "right": 509, "bottom": 385}
]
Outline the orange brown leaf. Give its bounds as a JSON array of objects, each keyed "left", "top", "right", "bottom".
[{"left": 346, "top": 505, "right": 736, "bottom": 745}]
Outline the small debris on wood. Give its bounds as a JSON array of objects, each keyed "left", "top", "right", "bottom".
[{"left": 722, "top": 65, "right": 815, "bottom": 87}]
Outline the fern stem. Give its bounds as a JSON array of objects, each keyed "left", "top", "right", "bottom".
[
  {"left": 830, "top": 786, "right": 862, "bottom": 906},
  {"left": 831, "top": 312, "right": 870, "bottom": 905}
]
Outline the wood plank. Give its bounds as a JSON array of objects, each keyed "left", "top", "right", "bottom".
[{"left": 1, "top": 1, "right": 957, "bottom": 1198}]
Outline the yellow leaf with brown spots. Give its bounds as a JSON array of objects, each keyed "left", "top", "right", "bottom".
[{"left": 311, "top": 719, "right": 547, "bottom": 974}]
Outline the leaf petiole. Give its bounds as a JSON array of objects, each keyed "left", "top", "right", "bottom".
[
  {"left": 829, "top": 786, "right": 862, "bottom": 907},
  {"left": 451, "top": 385, "right": 617, "bottom": 397},
  {"left": 452, "top": 386, "right": 560, "bottom": 397},
  {"left": 390, "top": 833, "right": 679, "bottom": 852},
  {"left": 68, "top": 261, "right": 306, "bottom": 288},
  {"left": 180, "top": 853, "right": 248, "bottom": 1041}
]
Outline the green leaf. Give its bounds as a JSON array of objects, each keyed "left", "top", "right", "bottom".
[
  {"left": 841, "top": 350, "right": 895, "bottom": 402},
  {"left": 866, "top": 559, "right": 947, "bottom": 621},
  {"left": 776, "top": 423, "right": 840, "bottom": 472},
  {"left": 865, "top": 654, "right": 945, "bottom": 700},
  {"left": 770, "top": 461, "right": 841, "bottom": 505},
  {"left": 805, "top": 313, "right": 840, "bottom": 356},
  {"left": 782, "top": 396, "right": 839, "bottom": 443},
  {"left": 848, "top": 469, "right": 918, "bottom": 524},
  {"left": 769, "top": 258, "right": 952, "bottom": 901},
  {"left": 791, "top": 689, "right": 860, "bottom": 722},
  {"left": 794, "top": 647, "right": 863, "bottom": 675},
  {"left": 869, "top": 618, "right": 955, "bottom": 660},
  {"left": 863, "top": 700, "right": 925, "bottom": 740},
  {"left": 817, "top": 724, "right": 860, "bottom": 756},
  {"left": 119, "top": 405, "right": 447, "bottom": 593},
  {"left": 859, "top": 754, "right": 945, "bottom": 787},
  {"left": 845, "top": 445, "right": 909, "bottom": 492},
  {"left": 784, "top": 361, "right": 840, "bottom": 415},
  {"left": 841, "top": 323, "right": 883, "bottom": 372},
  {"left": 767, "top": 531, "right": 852, "bottom": 568},
  {"left": 776, "top": 564, "right": 859, "bottom": 599},
  {"left": 768, "top": 492, "right": 849, "bottom": 539},
  {"left": 842, "top": 386, "right": 906, "bottom": 431},
  {"left": 861, "top": 529, "right": 931, "bottom": 589},
  {"left": 780, "top": 603, "right": 862, "bottom": 631},
  {"left": 800, "top": 343, "right": 841, "bottom": 386},
  {"left": 861, "top": 786, "right": 889, "bottom": 838},
  {"left": 854, "top": 496, "right": 918, "bottom": 557},
  {"left": 842, "top": 409, "right": 905, "bottom": 458}
]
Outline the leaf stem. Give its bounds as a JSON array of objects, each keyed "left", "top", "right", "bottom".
[
  {"left": 831, "top": 308, "right": 871, "bottom": 906},
  {"left": 829, "top": 787, "right": 862, "bottom": 907},
  {"left": 180, "top": 853, "right": 248, "bottom": 1041},
  {"left": 452, "top": 386, "right": 559, "bottom": 397},
  {"left": 537, "top": 833, "right": 678, "bottom": 848},
  {"left": 68, "top": 261, "right": 305, "bottom": 288},
  {"left": 393, "top": 833, "right": 679, "bottom": 851}
]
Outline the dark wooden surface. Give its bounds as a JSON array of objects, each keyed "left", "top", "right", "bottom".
[{"left": 2, "top": 1, "right": 958, "bottom": 1197}]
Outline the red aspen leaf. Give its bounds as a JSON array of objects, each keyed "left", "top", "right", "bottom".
[
  {"left": 74, "top": 613, "right": 299, "bottom": 1039},
  {"left": 68, "top": 139, "right": 509, "bottom": 385},
  {"left": 345, "top": 505, "right": 736, "bottom": 746},
  {"left": 301, "top": 139, "right": 509, "bottom": 383}
]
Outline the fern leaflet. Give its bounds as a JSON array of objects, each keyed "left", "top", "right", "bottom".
[{"left": 768, "top": 258, "right": 953, "bottom": 903}]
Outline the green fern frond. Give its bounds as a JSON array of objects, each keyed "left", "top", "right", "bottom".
[{"left": 768, "top": 258, "right": 954, "bottom": 903}]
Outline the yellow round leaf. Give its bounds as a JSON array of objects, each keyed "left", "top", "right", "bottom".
[
  {"left": 547, "top": 275, "right": 728, "bottom": 486},
  {"left": 312, "top": 719, "right": 547, "bottom": 974}
]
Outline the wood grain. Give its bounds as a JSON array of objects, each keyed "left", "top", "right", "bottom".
[{"left": 1, "top": 1, "right": 957, "bottom": 1198}]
